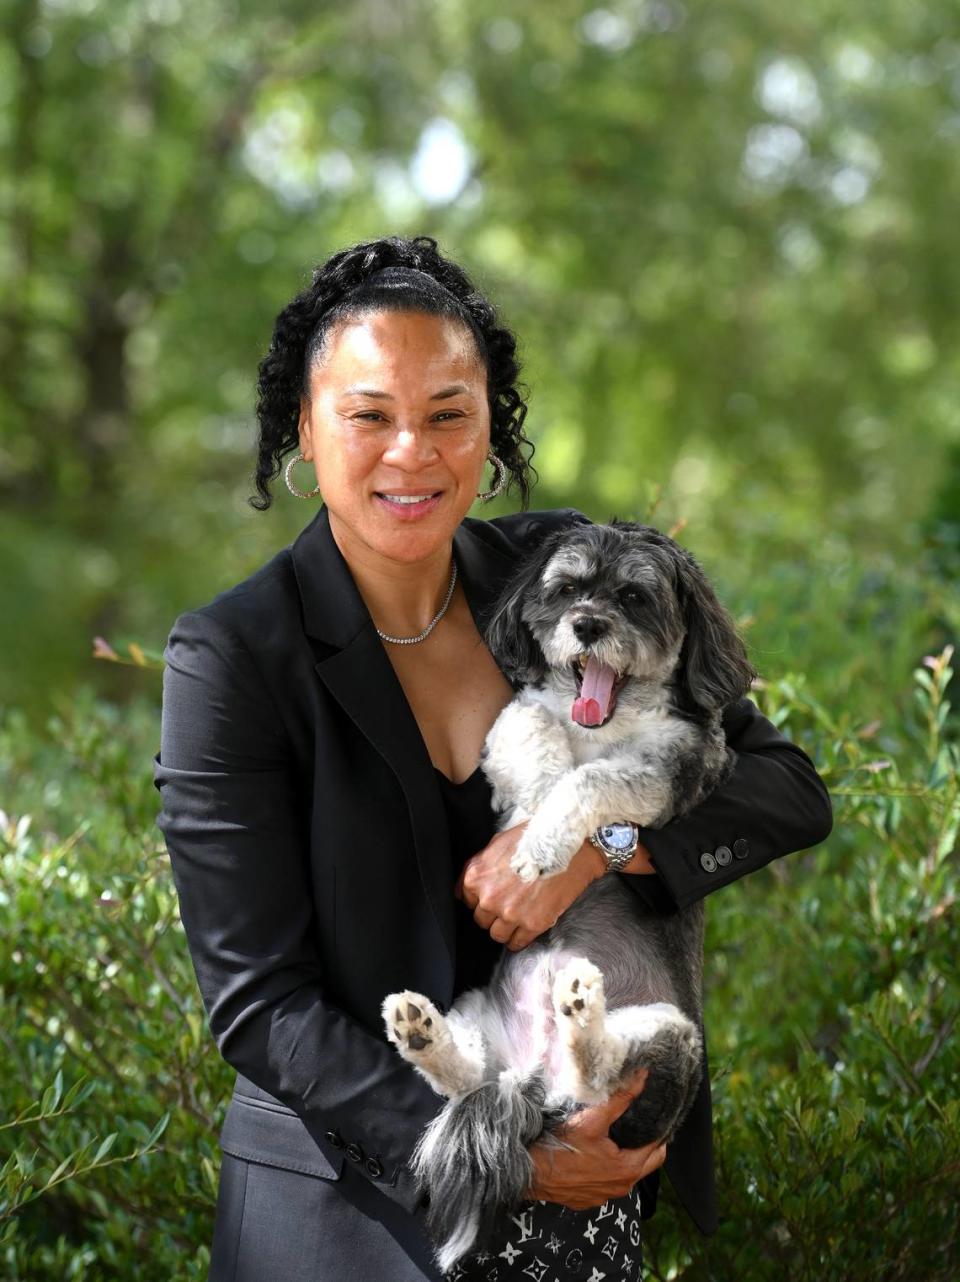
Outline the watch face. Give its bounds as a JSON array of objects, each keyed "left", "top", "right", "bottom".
[{"left": 600, "top": 823, "right": 636, "bottom": 852}]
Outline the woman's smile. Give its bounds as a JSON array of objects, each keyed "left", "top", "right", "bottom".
[{"left": 372, "top": 488, "right": 445, "bottom": 519}]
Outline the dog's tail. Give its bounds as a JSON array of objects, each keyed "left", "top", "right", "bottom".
[{"left": 412, "top": 1068, "right": 551, "bottom": 1273}]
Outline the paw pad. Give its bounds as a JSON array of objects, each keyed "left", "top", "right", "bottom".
[
  {"left": 554, "top": 959, "right": 605, "bottom": 1029},
  {"left": 387, "top": 992, "right": 439, "bottom": 1054}
]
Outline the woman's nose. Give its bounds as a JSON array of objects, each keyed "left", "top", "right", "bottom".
[{"left": 381, "top": 425, "right": 440, "bottom": 469}]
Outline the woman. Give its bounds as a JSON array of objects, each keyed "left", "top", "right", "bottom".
[{"left": 153, "top": 235, "right": 833, "bottom": 1281}]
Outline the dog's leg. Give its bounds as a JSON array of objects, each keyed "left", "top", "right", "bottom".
[
  {"left": 603, "top": 1003, "right": 704, "bottom": 1148},
  {"left": 511, "top": 755, "right": 677, "bottom": 881},
  {"left": 481, "top": 699, "right": 575, "bottom": 821},
  {"left": 551, "top": 959, "right": 700, "bottom": 1123},
  {"left": 550, "top": 958, "right": 612, "bottom": 1104},
  {"left": 382, "top": 991, "right": 485, "bottom": 1098}
]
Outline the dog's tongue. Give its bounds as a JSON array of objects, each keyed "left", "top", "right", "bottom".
[{"left": 572, "top": 656, "right": 617, "bottom": 726}]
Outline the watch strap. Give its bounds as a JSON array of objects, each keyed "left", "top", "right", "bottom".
[{"left": 589, "top": 823, "right": 638, "bottom": 873}]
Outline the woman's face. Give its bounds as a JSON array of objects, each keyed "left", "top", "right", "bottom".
[{"left": 298, "top": 309, "right": 492, "bottom": 565}]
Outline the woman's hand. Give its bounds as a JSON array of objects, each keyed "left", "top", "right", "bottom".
[
  {"left": 454, "top": 821, "right": 604, "bottom": 951},
  {"left": 525, "top": 1069, "right": 668, "bottom": 1209},
  {"left": 455, "top": 821, "right": 658, "bottom": 951}
]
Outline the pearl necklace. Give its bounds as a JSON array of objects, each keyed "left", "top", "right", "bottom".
[{"left": 374, "top": 559, "right": 458, "bottom": 645}]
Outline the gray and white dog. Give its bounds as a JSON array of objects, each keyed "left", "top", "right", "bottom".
[{"left": 382, "top": 518, "right": 756, "bottom": 1271}]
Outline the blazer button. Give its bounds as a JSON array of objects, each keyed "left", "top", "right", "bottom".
[
  {"left": 699, "top": 851, "right": 717, "bottom": 873},
  {"left": 324, "top": 1130, "right": 344, "bottom": 1149},
  {"left": 733, "top": 837, "right": 749, "bottom": 859},
  {"left": 715, "top": 845, "right": 732, "bottom": 866},
  {"left": 345, "top": 1142, "right": 364, "bottom": 1164},
  {"left": 365, "top": 1157, "right": 384, "bottom": 1178}
]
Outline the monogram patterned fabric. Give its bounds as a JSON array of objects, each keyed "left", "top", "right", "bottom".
[{"left": 443, "top": 1190, "right": 645, "bottom": 1282}]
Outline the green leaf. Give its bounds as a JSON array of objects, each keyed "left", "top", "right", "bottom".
[
  {"left": 144, "top": 1112, "right": 170, "bottom": 1148},
  {"left": 92, "top": 1133, "right": 118, "bottom": 1164},
  {"left": 200, "top": 1155, "right": 219, "bottom": 1196},
  {"left": 43, "top": 1156, "right": 74, "bottom": 1188}
]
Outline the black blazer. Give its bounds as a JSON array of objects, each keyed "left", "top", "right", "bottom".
[{"left": 153, "top": 504, "right": 833, "bottom": 1274}]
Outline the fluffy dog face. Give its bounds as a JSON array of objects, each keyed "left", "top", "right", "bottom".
[
  {"left": 485, "top": 518, "right": 756, "bottom": 725},
  {"left": 524, "top": 536, "right": 684, "bottom": 725}
]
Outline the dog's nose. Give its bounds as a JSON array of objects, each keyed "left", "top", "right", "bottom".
[{"left": 572, "top": 615, "right": 608, "bottom": 644}]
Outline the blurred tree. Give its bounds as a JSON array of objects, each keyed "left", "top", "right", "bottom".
[{"left": 0, "top": 0, "right": 956, "bottom": 710}]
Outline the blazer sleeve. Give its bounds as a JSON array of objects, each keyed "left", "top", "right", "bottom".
[
  {"left": 626, "top": 696, "right": 834, "bottom": 911},
  {"left": 152, "top": 607, "right": 442, "bottom": 1213}
]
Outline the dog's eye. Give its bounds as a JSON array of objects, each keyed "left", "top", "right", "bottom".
[
  {"left": 621, "top": 588, "right": 645, "bottom": 603},
  {"left": 558, "top": 583, "right": 577, "bottom": 595}
]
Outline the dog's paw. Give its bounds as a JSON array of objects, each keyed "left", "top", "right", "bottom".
[
  {"left": 382, "top": 991, "right": 441, "bottom": 1057},
  {"left": 553, "top": 958, "right": 606, "bottom": 1034},
  {"left": 382, "top": 991, "right": 484, "bottom": 1098},
  {"left": 510, "top": 842, "right": 546, "bottom": 884},
  {"left": 510, "top": 833, "right": 568, "bottom": 883}
]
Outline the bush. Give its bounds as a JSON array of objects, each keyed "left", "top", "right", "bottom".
[
  {"left": 643, "top": 647, "right": 960, "bottom": 1281},
  {"left": 0, "top": 690, "right": 229, "bottom": 1280},
  {"left": 1, "top": 648, "right": 956, "bottom": 1279}
]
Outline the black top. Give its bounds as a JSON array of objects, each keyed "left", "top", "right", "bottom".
[{"left": 433, "top": 764, "right": 505, "bottom": 998}]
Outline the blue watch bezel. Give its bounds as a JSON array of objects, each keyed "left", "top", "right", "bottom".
[{"left": 596, "top": 822, "right": 638, "bottom": 853}]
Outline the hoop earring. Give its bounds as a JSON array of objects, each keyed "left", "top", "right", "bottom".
[
  {"left": 285, "top": 452, "right": 322, "bottom": 499},
  {"left": 477, "top": 452, "right": 508, "bottom": 502}
]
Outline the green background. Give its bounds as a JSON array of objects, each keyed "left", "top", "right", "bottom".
[{"left": 1, "top": 1, "right": 957, "bottom": 1278}]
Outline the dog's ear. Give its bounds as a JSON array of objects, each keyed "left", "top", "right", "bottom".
[
  {"left": 672, "top": 546, "right": 757, "bottom": 713},
  {"left": 483, "top": 531, "right": 567, "bottom": 686}
]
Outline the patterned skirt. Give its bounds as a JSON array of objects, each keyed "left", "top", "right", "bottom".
[{"left": 442, "top": 1189, "right": 646, "bottom": 1282}]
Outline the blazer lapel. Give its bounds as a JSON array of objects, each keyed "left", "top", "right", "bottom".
[{"left": 290, "top": 504, "right": 519, "bottom": 990}]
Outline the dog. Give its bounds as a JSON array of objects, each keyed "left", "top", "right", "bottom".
[{"left": 382, "top": 517, "right": 757, "bottom": 1271}]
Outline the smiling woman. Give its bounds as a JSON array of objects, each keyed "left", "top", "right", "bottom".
[
  {"left": 297, "top": 308, "right": 492, "bottom": 577},
  {"left": 153, "top": 234, "right": 832, "bottom": 1282},
  {"left": 294, "top": 302, "right": 528, "bottom": 789}
]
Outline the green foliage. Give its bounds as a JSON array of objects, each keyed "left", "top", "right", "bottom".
[
  {"left": 1, "top": 0, "right": 958, "bottom": 1275},
  {"left": 0, "top": 692, "right": 230, "bottom": 1280},
  {"left": 2, "top": 0, "right": 959, "bottom": 713},
  {"left": 642, "top": 646, "right": 960, "bottom": 1280},
  {"left": 1, "top": 647, "right": 956, "bottom": 1277}
]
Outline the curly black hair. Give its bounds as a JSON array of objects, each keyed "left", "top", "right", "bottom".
[{"left": 250, "top": 234, "right": 537, "bottom": 511}]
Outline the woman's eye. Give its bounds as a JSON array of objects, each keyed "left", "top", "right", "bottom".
[{"left": 354, "top": 411, "right": 461, "bottom": 423}]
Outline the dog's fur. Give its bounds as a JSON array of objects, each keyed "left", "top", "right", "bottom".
[{"left": 382, "top": 518, "right": 756, "bottom": 1271}]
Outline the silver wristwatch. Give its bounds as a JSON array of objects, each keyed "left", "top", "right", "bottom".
[{"left": 589, "top": 821, "right": 639, "bottom": 873}]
